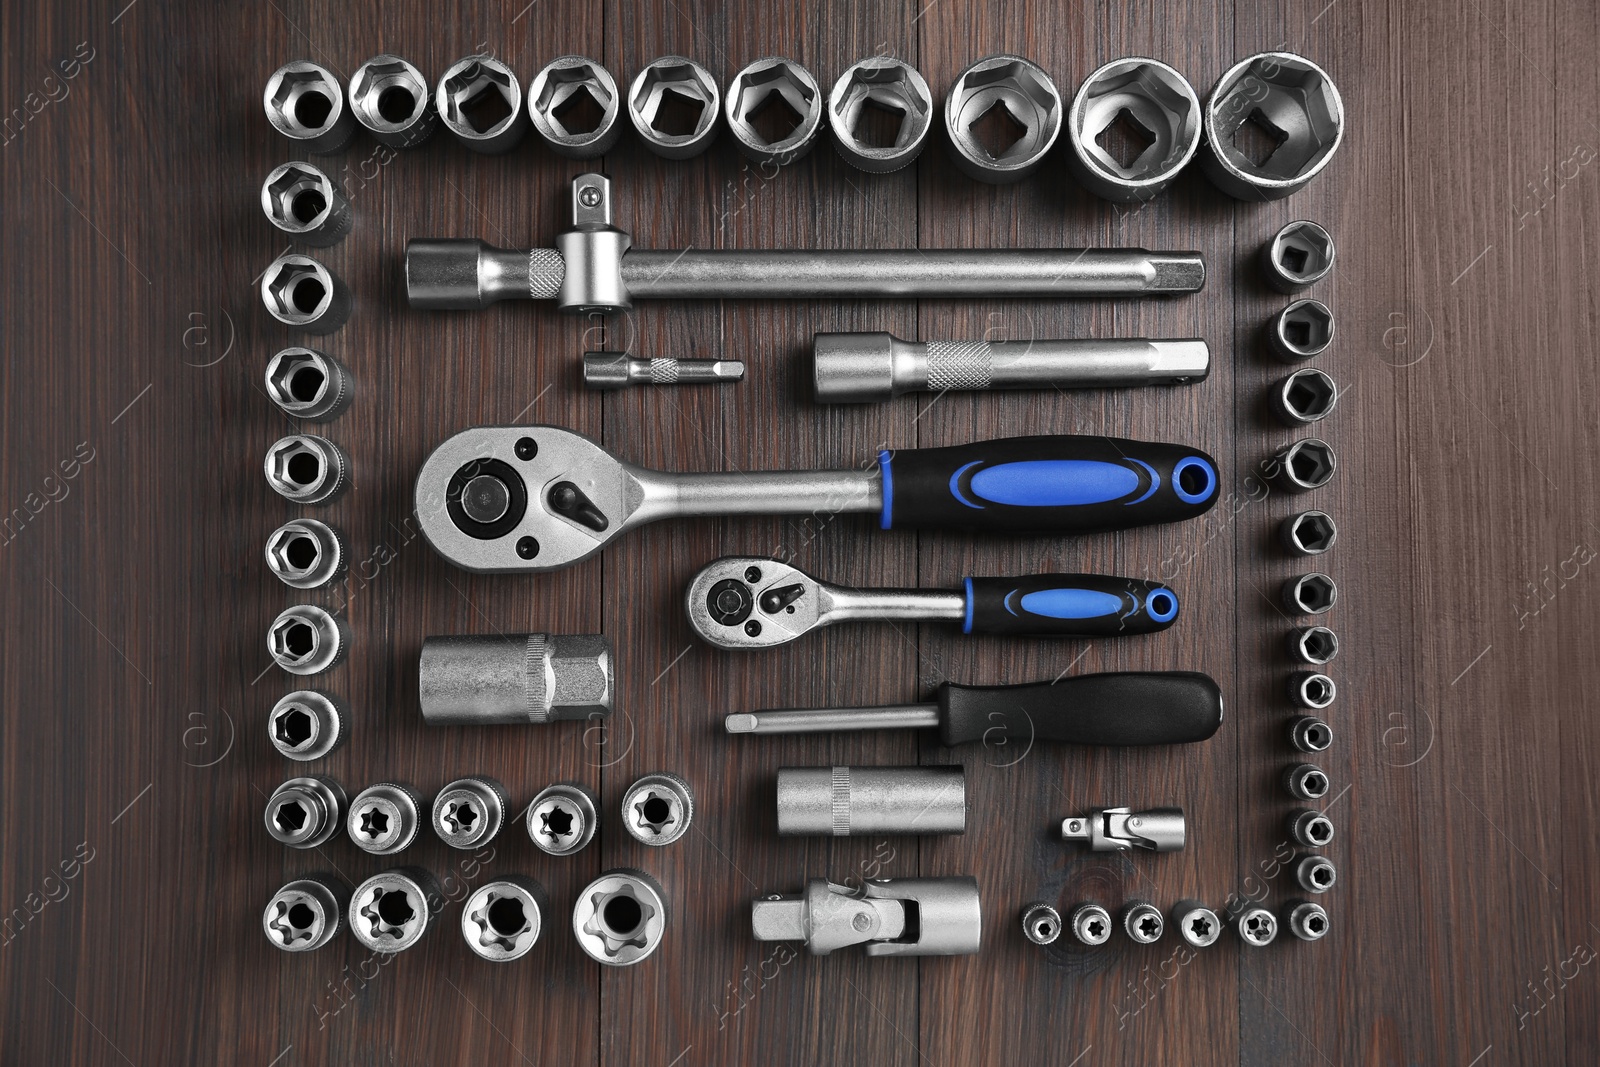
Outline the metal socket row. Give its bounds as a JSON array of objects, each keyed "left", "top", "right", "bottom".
[{"left": 1023, "top": 899, "right": 1329, "bottom": 947}]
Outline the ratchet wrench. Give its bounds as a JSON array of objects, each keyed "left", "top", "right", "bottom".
[
  {"left": 686, "top": 556, "right": 1180, "bottom": 649},
  {"left": 414, "top": 426, "right": 1220, "bottom": 573}
]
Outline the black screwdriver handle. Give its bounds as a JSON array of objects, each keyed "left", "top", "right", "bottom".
[
  {"left": 963, "top": 574, "right": 1179, "bottom": 637},
  {"left": 878, "top": 435, "right": 1219, "bottom": 534},
  {"left": 935, "top": 671, "right": 1223, "bottom": 747}
]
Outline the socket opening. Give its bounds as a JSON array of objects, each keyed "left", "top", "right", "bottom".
[
  {"left": 1297, "top": 673, "right": 1336, "bottom": 708},
  {"left": 487, "top": 896, "right": 528, "bottom": 936},
  {"left": 948, "top": 57, "right": 1059, "bottom": 166},
  {"left": 1287, "top": 511, "right": 1337, "bottom": 554},
  {"left": 266, "top": 64, "right": 344, "bottom": 138},
  {"left": 1281, "top": 369, "right": 1337, "bottom": 422},
  {"left": 1300, "top": 770, "right": 1329, "bottom": 797},
  {"left": 376, "top": 887, "right": 415, "bottom": 926},
  {"left": 447, "top": 62, "right": 517, "bottom": 134},
  {"left": 830, "top": 59, "right": 932, "bottom": 172},
  {"left": 1309, "top": 862, "right": 1334, "bottom": 889},
  {"left": 263, "top": 163, "right": 334, "bottom": 232},
  {"left": 441, "top": 798, "right": 482, "bottom": 836},
  {"left": 602, "top": 894, "right": 644, "bottom": 936},
  {"left": 273, "top": 798, "right": 308, "bottom": 834},
  {"left": 1210, "top": 54, "right": 1342, "bottom": 186},
  {"left": 1296, "top": 626, "right": 1339, "bottom": 663},
  {"left": 273, "top": 706, "right": 314, "bottom": 749},
  {"left": 1290, "top": 573, "right": 1338, "bottom": 614},
  {"left": 728, "top": 59, "right": 819, "bottom": 157},
  {"left": 1272, "top": 222, "right": 1334, "bottom": 285},
  {"left": 265, "top": 259, "right": 333, "bottom": 321},
  {"left": 631, "top": 59, "right": 718, "bottom": 144},
  {"left": 1134, "top": 913, "right": 1162, "bottom": 940},
  {"left": 1306, "top": 817, "right": 1333, "bottom": 845},
  {"left": 1274, "top": 299, "right": 1334, "bottom": 358},
  {"left": 1307, "top": 913, "right": 1327, "bottom": 934},
  {"left": 1073, "top": 58, "right": 1200, "bottom": 186},
  {"left": 1242, "top": 910, "right": 1276, "bottom": 944},
  {"left": 351, "top": 57, "right": 428, "bottom": 130}
]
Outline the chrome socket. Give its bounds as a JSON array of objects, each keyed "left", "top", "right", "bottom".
[
  {"left": 828, "top": 57, "right": 934, "bottom": 173},
  {"left": 1272, "top": 368, "right": 1338, "bottom": 426},
  {"left": 628, "top": 56, "right": 720, "bottom": 159},
  {"left": 1066, "top": 57, "right": 1201, "bottom": 201},
  {"left": 437, "top": 55, "right": 527, "bottom": 154},
  {"left": 347, "top": 782, "right": 424, "bottom": 855},
  {"left": 776, "top": 766, "right": 966, "bottom": 836},
  {"left": 265, "top": 518, "right": 347, "bottom": 590},
  {"left": 1283, "top": 572, "right": 1338, "bottom": 615},
  {"left": 1069, "top": 903, "right": 1113, "bottom": 946},
  {"left": 1294, "top": 854, "right": 1338, "bottom": 894},
  {"left": 1284, "top": 762, "right": 1331, "bottom": 801},
  {"left": 1121, "top": 901, "right": 1165, "bottom": 944},
  {"left": 1202, "top": 52, "right": 1344, "bottom": 201},
  {"left": 1287, "top": 808, "right": 1335, "bottom": 848},
  {"left": 1171, "top": 900, "right": 1222, "bottom": 948},
  {"left": 349, "top": 54, "right": 436, "bottom": 148},
  {"left": 621, "top": 772, "right": 694, "bottom": 846},
  {"left": 1268, "top": 298, "right": 1335, "bottom": 361},
  {"left": 1288, "top": 715, "right": 1334, "bottom": 754},
  {"left": 264, "top": 346, "right": 354, "bottom": 422},
  {"left": 725, "top": 57, "right": 824, "bottom": 166},
  {"left": 433, "top": 776, "right": 508, "bottom": 849},
  {"left": 943, "top": 54, "right": 1062, "bottom": 184},
  {"left": 264, "top": 433, "right": 350, "bottom": 505},
  {"left": 260, "top": 253, "right": 351, "bottom": 334},
  {"left": 1287, "top": 900, "right": 1330, "bottom": 940},
  {"left": 1288, "top": 625, "right": 1340, "bottom": 665},
  {"left": 418, "top": 634, "right": 614, "bottom": 725},
  {"left": 1289, "top": 671, "right": 1337, "bottom": 710},
  {"left": 462, "top": 877, "right": 550, "bottom": 961},
  {"left": 1263, "top": 221, "right": 1335, "bottom": 292},
  {"left": 264, "top": 776, "right": 346, "bottom": 848},
  {"left": 268, "top": 690, "right": 346, "bottom": 761},
  {"left": 1280, "top": 510, "right": 1337, "bottom": 555},
  {"left": 260, "top": 162, "right": 351, "bottom": 247},
  {"left": 526, "top": 783, "right": 600, "bottom": 855},
  {"left": 1235, "top": 905, "right": 1279, "bottom": 946},
  {"left": 264, "top": 875, "right": 349, "bottom": 952},
  {"left": 527, "top": 56, "right": 623, "bottom": 159},
  {"left": 1272, "top": 439, "right": 1337, "bottom": 493},
  {"left": 268, "top": 605, "right": 347, "bottom": 676},
  {"left": 349, "top": 867, "right": 442, "bottom": 953},
  {"left": 573, "top": 868, "right": 670, "bottom": 966},
  {"left": 264, "top": 61, "right": 355, "bottom": 154},
  {"left": 1020, "top": 902, "right": 1062, "bottom": 945}
]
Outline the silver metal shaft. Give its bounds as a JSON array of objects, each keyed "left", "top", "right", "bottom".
[
  {"left": 815, "top": 586, "right": 965, "bottom": 624},
  {"left": 628, "top": 467, "right": 880, "bottom": 526},
  {"left": 583, "top": 351, "right": 744, "bottom": 389},
  {"left": 725, "top": 704, "right": 940, "bottom": 735}
]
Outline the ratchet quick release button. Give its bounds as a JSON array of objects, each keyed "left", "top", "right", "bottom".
[{"left": 461, "top": 474, "right": 511, "bottom": 524}]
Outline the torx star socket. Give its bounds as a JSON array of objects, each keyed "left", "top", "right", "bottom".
[
  {"left": 264, "top": 875, "right": 350, "bottom": 952},
  {"left": 526, "top": 783, "right": 599, "bottom": 855},
  {"left": 433, "top": 776, "right": 508, "bottom": 849},
  {"left": 349, "top": 867, "right": 443, "bottom": 953},
  {"left": 462, "top": 877, "right": 550, "bottom": 961},
  {"left": 417, "top": 634, "right": 614, "bottom": 725},
  {"left": 348, "top": 783, "right": 424, "bottom": 855}
]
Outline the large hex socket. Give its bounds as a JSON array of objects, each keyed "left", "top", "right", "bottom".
[
  {"left": 725, "top": 57, "right": 824, "bottom": 166},
  {"left": 437, "top": 55, "right": 528, "bottom": 154},
  {"left": 418, "top": 633, "right": 613, "bottom": 725},
  {"left": 776, "top": 766, "right": 966, "bottom": 836},
  {"left": 527, "top": 56, "right": 623, "bottom": 158},
  {"left": 943, "top": 55, "right": 1062, "bottom": 183},
  {"left": 1202, "top": 52, "right": 1344, "bottom": 201},
  {"left": 260, "top": 254, "right": 351, "bottom": 334},
  {"left": 1067, "top": 57, "right": 1202, "bottom": 202},
  {"left": 264, "top": 347, "right": 354, "bottom": 422},
  {"left": 627, "top": 56, "right": 720, "bottom": 158},
  {"left": 828, "top": 57, "right": 934, "bottom": 173},
  {"left": 264, "top": 61, "right": 356, "bottom": 154}
]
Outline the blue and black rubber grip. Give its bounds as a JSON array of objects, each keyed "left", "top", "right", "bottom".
[
  {"left": 935, "top": 671, "right": 1223, "bottom": 747},
  {"left": 878, "top": 435, "right": 1219, "bottom": 533},
  {"left": 963, "top": 575, "right": 1179, "bottom": 637}
]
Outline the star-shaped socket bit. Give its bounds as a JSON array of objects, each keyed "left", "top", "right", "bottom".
[
  {"left": 268, "top": 898, "right": 320, "bottom": 946},
  {"left": 441, "top": 799, "right": 480, "bottom": 837},
  {"left": 1137, "top": 915, "right": 1161, "bottom": 939},
  {"left": 539, "top": 803, "right": 576, "bottom": 845},
  {"left": 632, "top": 791, "right": 678, "bottom": 837},
  {"left": 359, "top": 807, "right": 391, "bottom": 840},
  {"left": 466, "top": 892, "right": 527, "bottom": 953},
  {"left": 1189, "top": 915, "right": 1213, "bottom": 939},
  {"left": 583, "top": 887, "right": 656, "bottom": 956},
  {"left": 359, "top": 887, "right": 416, "bottom": 942}
]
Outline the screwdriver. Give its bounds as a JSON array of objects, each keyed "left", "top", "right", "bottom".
[{"left": 723, "top": 672, "right": 1222, "bottom": 748}]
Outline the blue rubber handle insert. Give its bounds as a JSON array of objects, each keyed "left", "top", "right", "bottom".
[
  {"left": 963, "top": 574, "right": 1180, "bottom": 637},
  {"left": 878, "top": 435, "right": 1219, "bottom": 533}
]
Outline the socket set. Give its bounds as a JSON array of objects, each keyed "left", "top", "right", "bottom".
[{"left": 254, "top": 45, "right": 1344, "bottom": 966}]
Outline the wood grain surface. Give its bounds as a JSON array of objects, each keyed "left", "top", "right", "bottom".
[{"left": 2, "top": 0, "right": 1597, "bottom": 1064}]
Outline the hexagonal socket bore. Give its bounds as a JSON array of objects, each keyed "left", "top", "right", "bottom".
[
  {"left": 1272, "top": 438, "right": 1337, "bottom": 493},
  {"left": 1070, "top": 903, "right": 1113, "bottom": 946},
  {"left": 572, "top": 868, "right": 670, "bottom": 966},
  {"left": 349, "top": 867, "right": 443, "bottom": 953},
  {"left": 1202, "top": 51, "right": 1344, "bottom": 200},
  {"left": 1288, "top": 715, "right": 1334, "bottom": 753},
  {"left": 264, "top": 347, "right": 354, "bottom": 422},
  {"left": 1067, "top": 56, "right": 1201, "bottom": 201},
  {"left": 1283, "top": 572, "right": 1338, "bottom": 616},
  {"left": 1280, "top": 510, "right": 1337, "bottom": 556},
  {"left": 1268, "top": 298, "right": 1335, "bottom": 362},
  {"left": 1294, "top": 854, "right": 1338, "bottom": 894},
  {"left": 1284, "top": 762, "right": 1331, "bottom": 801},
  {"left": 268, "top": 604, "right": 348, "bottom": 676},
  {"left": 527, "top": 783, "right": 599, "bottom": 855},
  {"left": 265, "top": 518, "right": 347, "bottom": 590},
  {"left": 1272, "top": 368, "right": 1338, "bottom": 427},
  {"left": 348, "top": 783, "right": 424, "bottom": 855},
  {"left": 268, "top": 690, "right": 347, "bottom": 761},
  {"left": 1289, "top": 671, "right": 1338, "bottom": 710},
  {"left": 1122, "top": 901, "right": 1165, "bottom": 944},
  {"left": 462, "top": 877, "right": 551, "bottom": 961},
  {"left": 264, "top": 60, "right": 356, "bottom": 154},
  {"left": 1171, "top": 900, "right": 1222, "bottom": 948},
  {"left": 349, "top": 54, "right": 436, "bottom": 147},
  {"left": 265, "top": 434, "right": 349, "bottom": 506},
  {"left": 264, "top": 876, "right": 349, "bottom": 952},
  {"left": 1263, "top": 220, "right": 1335, "bottom": 292},
  {"left": 260, "top": 162, "right": 352, "bottom": 247},
  {"left": 1287, "top": 900, "right": 1330, "bottom": 940},
  {"left": 621, "top": 772, "right": 694, "bottom": 846},
  {"left": 1288, "top": 625, "right": 1340, "bottom": 665},
  {"left": 433, "top": 776, "right": 507, "bottom": 849},
  {"left": 942, "top": 54, "right": 1062, "bottom": 183},
  {"left": 628, "top": 56, "right": 720, "bottom": 158},
  {"left": 1235, "top": 906, "right": 1279, "bottom": 946},
  {"left": 828, "top": 57, "right": 934, "bottom": 173},
  {"left": 1020, "top": 902, "right": 1062, "bottom": 945},
  {"left": 1288, "top": 808, "right": 1336, "bottom": 848},
  {"left": 725, "top": 57, "right": 823, "bottom": 166},
  {"left": 260, "top": 253, "right": 351, "bottom": 334},
  {"left": 437, "top": 55, "right": 528, "bottom": 154},
  {"left": 264, "top": 776, "right": 346, "bottom": 849},
  {"left": 527, "top": 56, "right": 623, "bottom": 158}
]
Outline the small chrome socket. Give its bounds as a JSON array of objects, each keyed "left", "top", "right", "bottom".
[
  {"left": 260, "top": 162, "right": 352, "bottom": 247},
  {"left": 1287, "top": 808, "right": 1335, "bottom": 848},
  {"left": 944, "top": 54, "right": 1063, "bottom": 184},
  {"left": 268, "top": 690, "right": 347, "bottom": 761},
  {"left": 828, "top": 57, "right": 934, "bottom": 173},
  {"left": 620, "top": 772, "right": 694, "bottom": 846},
  {"left": 527, "top": 56, "right": 623, "bottom": 158},
  {"left": 265, "top": 347, "right": 354, "bottom": 422},
  {"left": 349, "top": 867, "right": 443, "bottom": 953},
  {"left": 264, "top": 775, "right": 346, "bottom": 849},
  {"left": 265, "top": 518, "right": 347, "bottom": 590},
  {"left": 628, "top": 56, "right": 720, "bottom": 158},
  {"left": 268, "top": 605, "right": 347, "bottom": 676},
  {"left": 725, "top": 57, "right": 824, "bottom": 166},
  {"left": 572, "top": 868, "right": 670, "bottom": 966},
  {"left": 1287, "top": 900, "right": 1330, "bottom": 941},
  {"left": 1263, "top": 221, "right": 1335, "bottom": 292},
  {"left": 1268, "top": 299, "right": 1335, "bottom": 362},
  {"left": 1289, "top": 671, "right": 1337, "bottom": 710},
  {"left": 1272, "top": 368, "right": 1338, "bottom": 426},
  {"left": 1288, "top": 715, "right": 1334, "bottom": 754},
  {"left": 1070, "top": 903, "right": 1113, "bottom": 946},
  {"left": 264, "top": 61, "right": 356, "bottom": 154},
  {"left": 348, "top": 782, "right": 424, "bottom": 855},
  {"left": 1294, "top": 854, "right": 1338, "bottom": 894},
  {"left": 1281, "top": 510, "right": 1337, "bottom": 555},
  {"left": 1066, "top": 56, "right": 1202, "bottom": 201},
  {"left": 260, "top": 253, "right": 351, "bottom": 334},
  {"left": 1288, "top": 625, "right": 1340, "bottom": 665},
  {"left": 462, "top": 877, "right": 551, "bottom": 961},
  {"left": 1122, "top": 901, "right": 1165, "bottom": 944},
  {"left": 264, "top": 875, "right": 350, "bottom": 952},
  {"left": 264, "top": 434, "right": 350, "bottom": 506},
  {"left": 1283, "top": 572, "right": 1338, "bottom": 615},
  {"left": 526, "top": 783, "right": 599, "bottom": 856},
  {"left": 1171, "top": 900, "right": 1222, "bottom": 948},
  {"left": 433, "top": 776, "right": 508, "bottom": 849},
  {"left": 437, "top": 55, "right": 528, "bottom": 154},
  {"left": 349, "top": 54, "right": 437, "bottom": 148},
  {"left": 1235, "top": 905, "right": 1279, "bottom": 946},
  {"left": 1284, "top": 762, "right": 1331, "bottom": 801},
  {"left": 1020, "top": 902, "right": 1062, "bottom": 945},
  {"left": 1272, "top": 439, "right": 1337, "bottom": 494}
]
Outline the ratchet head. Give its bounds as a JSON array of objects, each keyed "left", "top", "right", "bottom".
[
  {"left": 686, "top": 557, "right": 831, "bottom": 649},
  {"left": 415, "top": 425, "right": 641, "bottom": 572}
]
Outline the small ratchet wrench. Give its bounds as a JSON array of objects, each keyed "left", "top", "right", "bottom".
[
  {"left": 685, "top": 557, "right": 1180, "bottom": 649},
  {"left": 413, "top": 426, "right": 1220, "bottom": 573}
]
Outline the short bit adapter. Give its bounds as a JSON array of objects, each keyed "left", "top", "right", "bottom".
[
  {"left": 752, "top": 877, "right": 981, "bottom": 957},
  {"left": 1060, "top": 806, "right": 1185, "bottom": 852}
]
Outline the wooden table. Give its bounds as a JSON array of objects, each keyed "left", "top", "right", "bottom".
[{"left": 3, "top": 1, "right": 1596, "bottom": 1063}]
